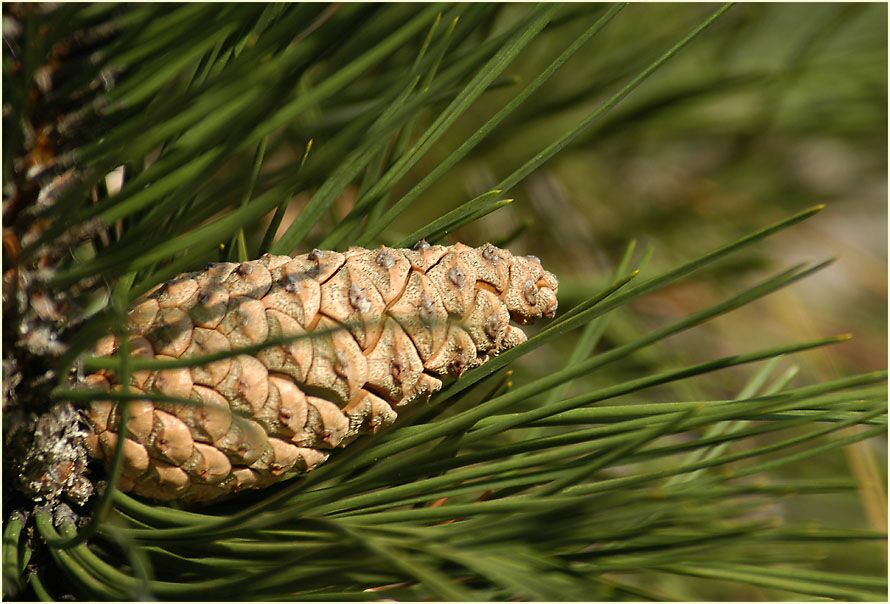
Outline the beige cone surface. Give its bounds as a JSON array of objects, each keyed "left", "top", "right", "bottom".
[{"left": 82, "top": 243, "right": 558, "bottom": 503}]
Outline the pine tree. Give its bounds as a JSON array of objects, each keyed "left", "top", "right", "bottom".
[{"left": 3, "top": 3, "right": 886, "bottom": 600}]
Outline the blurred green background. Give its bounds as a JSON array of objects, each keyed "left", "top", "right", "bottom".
[{"left": 395, "top": 2, "right": 888, "bottom": 378}]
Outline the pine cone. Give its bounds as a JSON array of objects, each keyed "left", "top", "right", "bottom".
[{"left": 81, "top": 243, "right": 558, "bottom": 503}]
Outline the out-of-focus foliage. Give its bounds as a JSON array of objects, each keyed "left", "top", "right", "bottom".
[{"left": 401, "top": 2, "right": 887, "bottom": 376}]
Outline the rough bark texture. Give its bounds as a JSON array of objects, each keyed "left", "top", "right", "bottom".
[
  {"left": 83, "top": 244, "right": 558, "bottom": 503},
  {"left": 3, "top": 3, "right": 122, "bottom": 509}
]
